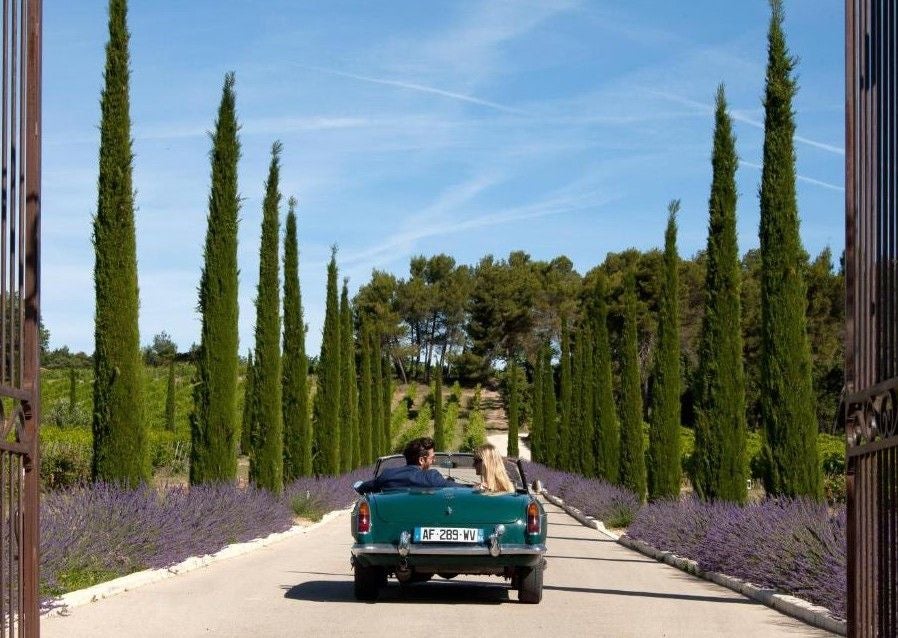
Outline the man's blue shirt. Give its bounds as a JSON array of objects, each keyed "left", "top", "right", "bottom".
[{"left": 358, "top": 464, "right": 455, "bottom": 492}]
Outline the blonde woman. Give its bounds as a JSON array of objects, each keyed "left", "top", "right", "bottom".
[{"left": 473, "top": 444, "right": 514, "bottom": 493}]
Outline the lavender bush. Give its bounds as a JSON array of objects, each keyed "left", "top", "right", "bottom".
[
  {"left": 524, "top": 461, "right": 640, "bottom": 527},
  {"left": 40, "top": 467, "right": 373, "bottom": 604},
  {"left": 627, "top": 497, "right": 846, "bottom": 619}
]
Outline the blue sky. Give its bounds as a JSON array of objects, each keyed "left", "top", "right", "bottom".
[{"left": 43, "top": 0, "right": 844, "bottom": 357}]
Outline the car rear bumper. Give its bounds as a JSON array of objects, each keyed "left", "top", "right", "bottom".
[{"left": 352, "top": 543, "right": 546, "bottom": 556}]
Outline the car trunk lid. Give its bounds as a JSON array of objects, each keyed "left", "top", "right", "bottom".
[{"left": 370, "top": 488, "right": 524, "bottom": 525}]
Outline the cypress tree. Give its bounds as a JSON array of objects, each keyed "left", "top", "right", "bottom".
[
  {"left": 282, "top": 197, "right": 312, "bottom": 481},
  {"left": 190, "top": 72, "right": 241, "bottom": 484},
  {"left": 382, "top": 353, "right": 392, "bottom": 454},
  {"left": 433, "top": 365, "right": 446, "bottom": 450},
  {"left": 618, "top": 269, "right": 646, "bottom": 501},
  {"left": 358, "top": 321, "right": 373, "bottom": 464},
  {"left": 530, "top": 352, "right": 544, "bottom": 463},
  {"left": 541, "top": 341, "right": 558, "bottom": 467},
  {"left": 570, "top": 328, "right": 585, "bottom": 474},
  {"left": 313, "top": 247, "right": 341, "bottom": 475},
  {"left": 648, "top": 201, "right": 682, "bottom": 501},
  {"left": 691, "top": 87, "right": 748, "bottom": 503},
  {"left": 249, "top": 143, "right": 284, "bottom": 493},
  {"left": 165, "top": 359, "right": 176, "bottom": 432},
  {"left": 339, "top": 279, "right": 359, "bottom": 471},
  {"left": 506, "top": 361, "right": 520, "bottom": 458},
  {"left": 92, "top": 0, "right": 147, "bottom": 486},
  {"left": 558, "top": 317, "right": 572, "bottom": 471},
  {"left": 592, "top": 275, "right": 619, "bottom": 483},
  {"left": 369, "top": 331, "right": 383, "bottom": 458},
  {"left": 240, "top": 352, "right": 254, "bottom": 456},
  {"left": 758, "top": 1, "right": 821, "bottom": 498},
  {"left": 579, "top": 324, "right": 596, "bottom": 477}
]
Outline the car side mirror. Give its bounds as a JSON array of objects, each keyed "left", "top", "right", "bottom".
[
  {"left": 352, "top": 480, "right": 365, "bottom": 494},
  {"left": 531, "top": 479, "right": 543, "bottom": 493}
]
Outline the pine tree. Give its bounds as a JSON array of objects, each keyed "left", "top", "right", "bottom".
[
  {"left": 92, "top": 0, "right": 147, "bottom": 486},
  {"left": 691, "top": 86, "right": 748, "bottom": 503},
  {"left": 433, "top": 365, "right": 446, "bottom": 450},
  {"left": 530, "top": 352, "right": 544, "bottom": 463},
  {"left": 249, "top": 143, "right": 284, "bottom": 493},
  {"left": 592, "top": 275, "right": 619, "bottom": 484},
  {"left": 165, "top": 359, "right": 176, "bottom": 432},
  {"left": 618, "top": 269, "right": 646, "bottom": 501},
  {"left": 339, "top": 279, "right": 359, "bottom": 471},
  {"left": 541, "top": 341, "right": 558, "bottom": 467},
  {"left": 558, "top": 317, "right": 572, "bottom": 471},
  {"left": 282, "top": 197, "right": 312, "bottom": 481},
  {"left": 358, "top": 321, "right": 373, "bottom": 464},
  {"left": 759, "top": 0, "right": 821, "bottom": 499},
  {"left": 190, "top": 72, "right": 241, "bottom": 484},
  {"left": 648, "top": 201, "right": 682, "bottom": 501},
  {"left": 240, "top": 352, "right": 254, "bottom": 456},
  {"left": 506, "top": 361, "right": 520, "bottom": 458},
  {"left": 313, "top": 247, "right": 341, "bottom": 475}
]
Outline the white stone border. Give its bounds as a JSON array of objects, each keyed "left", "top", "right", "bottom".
[
  {"left": 541, "top": 491, "right": 846, "bottom": 637},
  {"left": 43, "top": 507, "right": 352, "bottom": 616}
]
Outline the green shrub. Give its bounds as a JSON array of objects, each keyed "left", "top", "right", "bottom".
[
  {"left": 393, "top": 404, "right": 430, "bottom": 453},
  {"left": 149, "top": 430, "right": 189, "bottom": 473},
  {"left": 290, "top": 492, "right": 326, "bottom": 521},
  {"left": 41, "top": 439, "right": 91, "bottom": 490},
  {"left": 389, "top": 400, "right": 409, "bottom": 444},
  {"left": 823, "top": 473, "right": 846, "bottom": 505},
  {"left": 45, "top": 400, "right": 90, "bottom": 429},
  {"left": 460, "top": 409, "right": 486, "bottom": 452},
  {"left": 449, "top": 381, "right": 462, "bottom": 404},
  {"left": 444, "top": 403, "right": 460, "bottom": 450}
]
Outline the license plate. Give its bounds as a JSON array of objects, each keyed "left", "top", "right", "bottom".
[{"left": 413, "top": 527, "right": 483, "bottom": 543}]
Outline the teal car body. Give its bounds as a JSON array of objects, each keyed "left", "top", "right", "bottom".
[{"left": 350, "top": 453, "right": 548, "bottom": 603}]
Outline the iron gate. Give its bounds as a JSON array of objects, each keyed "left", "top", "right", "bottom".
[
  {"left": 0, "top": 0, "right": 40, "bottom": 635},
  {"left": 845, "top": 0, "right": 898, "bottom": 635}
]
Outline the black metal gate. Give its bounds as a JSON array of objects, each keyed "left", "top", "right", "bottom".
[{"left": 845, "top": 0, "right": 898, "bottom": 635}]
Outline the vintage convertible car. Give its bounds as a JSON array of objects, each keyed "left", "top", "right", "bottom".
[{"left": 350, "top": 452, "right": 548, "bottom": 603}]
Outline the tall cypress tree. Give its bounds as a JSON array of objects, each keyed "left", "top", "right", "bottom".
[
  {"left": 282, "top": 197, "right": 312, "bottom": 481},
  {"left": 579, "top": 324, "right": 596, "bottom": 477},
  {"left": 382, "top": 353, "right": 392, "bottom": 454},
  {"left": 313, "top": 247, "right": 341, "bottom": 475},
  {"left": 691, "top": 87, "right": 748, "bottom": 503},
  {"left": 570, "top": 328, "right": 585, "bottom": 474},
  {"left": 648, "top": 201, "right": 682, "bottom": 501},
  {"left": 369, "top": 330, "right": 383, "bottom": 458},
  {"left": 758, "top": 1, "right": 821, "bottom": 499},
  {"left": 558, "top": 318, "right": 572, "bottom": 471},
  {"left": 339, "top": 279, "right": 359, "bottom": 471},
  {"left": 618, "top": 269, "right": 646, "bottom": 501},
  {"left": 530, "top": 351, "right": 544, "bottom": 463},
  {"left": 92, "top": 0, "right": 147, "bottom": 486},
  {"left": 506, "top": 361, "right": 520, "bottom": 458},
  {"left": 190, "top": 72, "right": 241, "bottom": 484},
  {"left": 165, "top": 359, "right": 176, "bottom": 432},
  {"left": 541, "top": 341, "right": 558, "bottom": 467},
  {"left": 433, "top": 365, "right": 445, "bottom": 450},
  {"left": 240, "top": 352, "right": 254, "bottom": 456},
  {"left": 592, "top": 275, "right": 619, "bottom": 483},
  {"left": 358, "top": 321, "right": 373, "bottom": 464},
  {"left": 249, "top": 143, "right": 284, "bottom": 493}
]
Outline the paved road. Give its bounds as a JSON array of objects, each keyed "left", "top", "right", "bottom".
[{"left": 42, "top": 500, "right": 833, "bottom": 638}]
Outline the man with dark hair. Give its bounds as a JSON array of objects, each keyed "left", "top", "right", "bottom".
[{"left": 357, "top": 437, "right": 455, "bottom": 492}]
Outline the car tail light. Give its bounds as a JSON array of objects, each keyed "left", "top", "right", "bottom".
[
  {"left": 526, "top": 501, "right": 540, "bottom": 534},
  {"left": 358, "top": 501, "right": 371, "bottom": 534}
]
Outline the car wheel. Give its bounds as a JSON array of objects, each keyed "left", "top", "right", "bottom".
[
  {"left": 354, "top": 564, "right": 384, "bottom": 601},
  {"left": 517, "top": 565, "right": 543, "bottom": 604}
]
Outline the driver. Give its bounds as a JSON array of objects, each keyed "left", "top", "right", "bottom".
[{"left": 356, "top": 437, "right": 456, "bottom": 492}]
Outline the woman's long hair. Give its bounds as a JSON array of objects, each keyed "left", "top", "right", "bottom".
[{"left": 475, "top": 444, "right": 514, "bottom": 493}]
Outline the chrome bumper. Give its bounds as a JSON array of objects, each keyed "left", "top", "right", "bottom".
[{"left": 351, "top": 543, "right": 547, "bottom": 557}]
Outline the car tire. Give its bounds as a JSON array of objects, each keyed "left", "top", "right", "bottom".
[
  {"left": 354, "top": 564, "right": 384, "bottom": 601},
  {"left": 517, "top": 565, "right": 543, "bottom": 604}
]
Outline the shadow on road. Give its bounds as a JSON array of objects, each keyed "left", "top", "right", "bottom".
[
  {"left": 546, "top": 535, "right": 613, "bottom": 542},
  {"left": 284, "top": 580, "right": 509, "bottom": 605},
  {"left": 547, "top": 554, "right": 655, "bottom": 563},
  {"left": 543, "top": 585, "right": 756, "bottom": 604}
]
